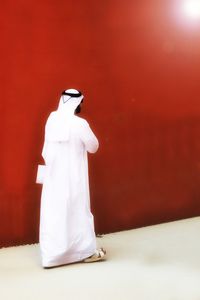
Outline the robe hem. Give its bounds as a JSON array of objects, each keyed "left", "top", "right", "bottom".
[{"left": 41, "top": 249, "right": 96, "bottom": 268}]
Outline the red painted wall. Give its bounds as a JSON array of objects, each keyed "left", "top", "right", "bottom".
[{"left": 1, "top": 0, "right": 200, "bottom": 247}]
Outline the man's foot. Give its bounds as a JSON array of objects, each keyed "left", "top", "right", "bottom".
[{"left": 83, "top": 248, "right": 106, "bottom": 263}]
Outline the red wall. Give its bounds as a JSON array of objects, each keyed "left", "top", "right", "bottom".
[{"left": 1, "top": 0, "right": 200, "bottom": 247}]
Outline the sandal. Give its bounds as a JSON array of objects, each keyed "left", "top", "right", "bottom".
[{"left": 83, "top": 248, "right": 106, "bottom": 263}]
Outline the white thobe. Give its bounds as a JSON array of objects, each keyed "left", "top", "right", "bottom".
[{"left": 39, "top": 110, "right": 99, "bottom": 267}]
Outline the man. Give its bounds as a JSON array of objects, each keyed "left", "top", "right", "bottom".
[{"left": 39, "top": 89, "right": 106, "bottom": 268}]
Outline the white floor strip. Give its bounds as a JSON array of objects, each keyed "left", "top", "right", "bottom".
[{"left": 0, "top": 217, "right": 200, "bottom": 300}]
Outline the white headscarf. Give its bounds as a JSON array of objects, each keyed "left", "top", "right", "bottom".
[
  {"left": 45, "top": 89, "right": 84, "bottom": 142},
  {"left": 57, "top": 89, "right": 84, "bottom": 114}
]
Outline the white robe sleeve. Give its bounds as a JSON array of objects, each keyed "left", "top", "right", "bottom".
[
  {"left": 41, "top": 141, "right": 49, "bottom": 164},
  {"left": 41, "top": 113, "right": 58, "bottom": 165},
  {"left": 80, "top": 120, "right": 99, "bottom": 153}
]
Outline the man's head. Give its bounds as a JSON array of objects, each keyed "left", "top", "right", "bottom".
[{"left": 59, "top": 89, "right": 84, "bottom": 114}]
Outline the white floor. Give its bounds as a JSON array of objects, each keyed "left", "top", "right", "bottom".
[{"left": 0, "top": 217, "right": 200, "bottom": 300}]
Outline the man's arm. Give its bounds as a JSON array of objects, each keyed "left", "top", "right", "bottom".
[{"left": 80, "top": 120, "right": 99, "bottom": 153}]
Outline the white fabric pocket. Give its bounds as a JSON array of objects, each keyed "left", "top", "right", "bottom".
[{"left": 36, "top": 165, "right": 47, "bottom": 184}]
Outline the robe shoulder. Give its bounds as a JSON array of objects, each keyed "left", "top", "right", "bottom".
[
  {"left": 74, "top": 116, "right": 89, "bottom": 126},
  {"left": 46, "top": 113, "right": 88, "bottom": 124},
  {"left": 45, "top": 113, "right": 90, "bottom": 131},
  {"left": 46, "top": 111, "right": 57, "bottom": 123}
]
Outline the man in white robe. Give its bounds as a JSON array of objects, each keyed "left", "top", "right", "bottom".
[{"left": 39, "top": 89, "right": 105, "bottom": 268}]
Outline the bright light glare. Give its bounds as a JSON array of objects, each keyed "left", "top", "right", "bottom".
[{"left": 183, "top": 0, "right": 200, "bottom": 18}]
